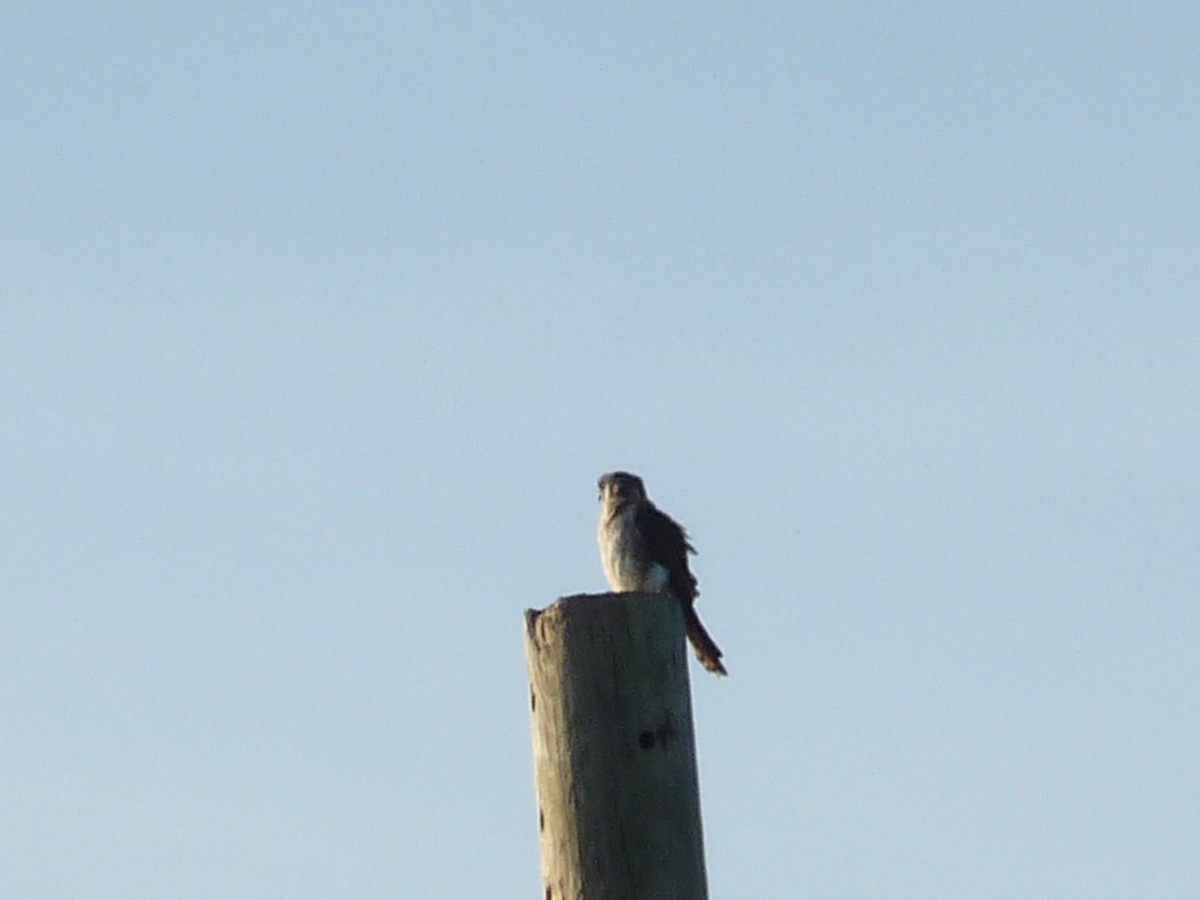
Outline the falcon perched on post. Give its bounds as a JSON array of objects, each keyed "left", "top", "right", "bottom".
[{"left": 597, "top": 471, "right": 726, "bottom": 675}]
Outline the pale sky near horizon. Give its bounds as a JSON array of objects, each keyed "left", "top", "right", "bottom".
[{"left": 3, "top": 3, "right": 1198, "bottom": 898}]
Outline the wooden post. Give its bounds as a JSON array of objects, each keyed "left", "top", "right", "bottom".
[{"left": 524, "top": 592, "right": 710, "bottom": 900}]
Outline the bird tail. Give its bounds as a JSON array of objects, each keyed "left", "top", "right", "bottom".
[{"left": 683, "top": 605, "right": 727, "bottom": 676}]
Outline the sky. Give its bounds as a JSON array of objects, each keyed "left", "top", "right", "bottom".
[{"left": 2, "top": 3, "right": 1198, "bottom": 897}]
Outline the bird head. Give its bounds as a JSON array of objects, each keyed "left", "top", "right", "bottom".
[{"left": 597, "top": 471, "right": 647, "bottom": 505}]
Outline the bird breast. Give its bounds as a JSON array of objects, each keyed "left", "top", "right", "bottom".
[{"left": 599, "top": 507, "right": 670, "bottom": 593}]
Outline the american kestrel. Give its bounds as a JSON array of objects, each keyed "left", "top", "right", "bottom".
[{"left": 597, "top": 471, "right": 727, "bottom": 675}]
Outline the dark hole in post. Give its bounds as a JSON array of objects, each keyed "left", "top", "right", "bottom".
[{"left": 638, "top": 730, "right": 655, "bottom": 750}]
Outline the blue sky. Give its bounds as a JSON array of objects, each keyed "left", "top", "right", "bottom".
[{"left": 3, "top": 3, "right": 1198, "bottom": 897}]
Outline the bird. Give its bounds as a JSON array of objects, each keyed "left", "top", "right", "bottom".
[{"left": 597, "top": 471, "right": 726, "bottom": 675}]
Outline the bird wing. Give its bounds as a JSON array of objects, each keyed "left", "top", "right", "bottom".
[{"left": 633, "top": 502, "right": 698, "bottom": 604}]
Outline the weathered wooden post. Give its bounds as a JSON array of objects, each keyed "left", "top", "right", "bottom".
[{"left": 524, "top": 592, "right": 710, "bottom": 900}]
